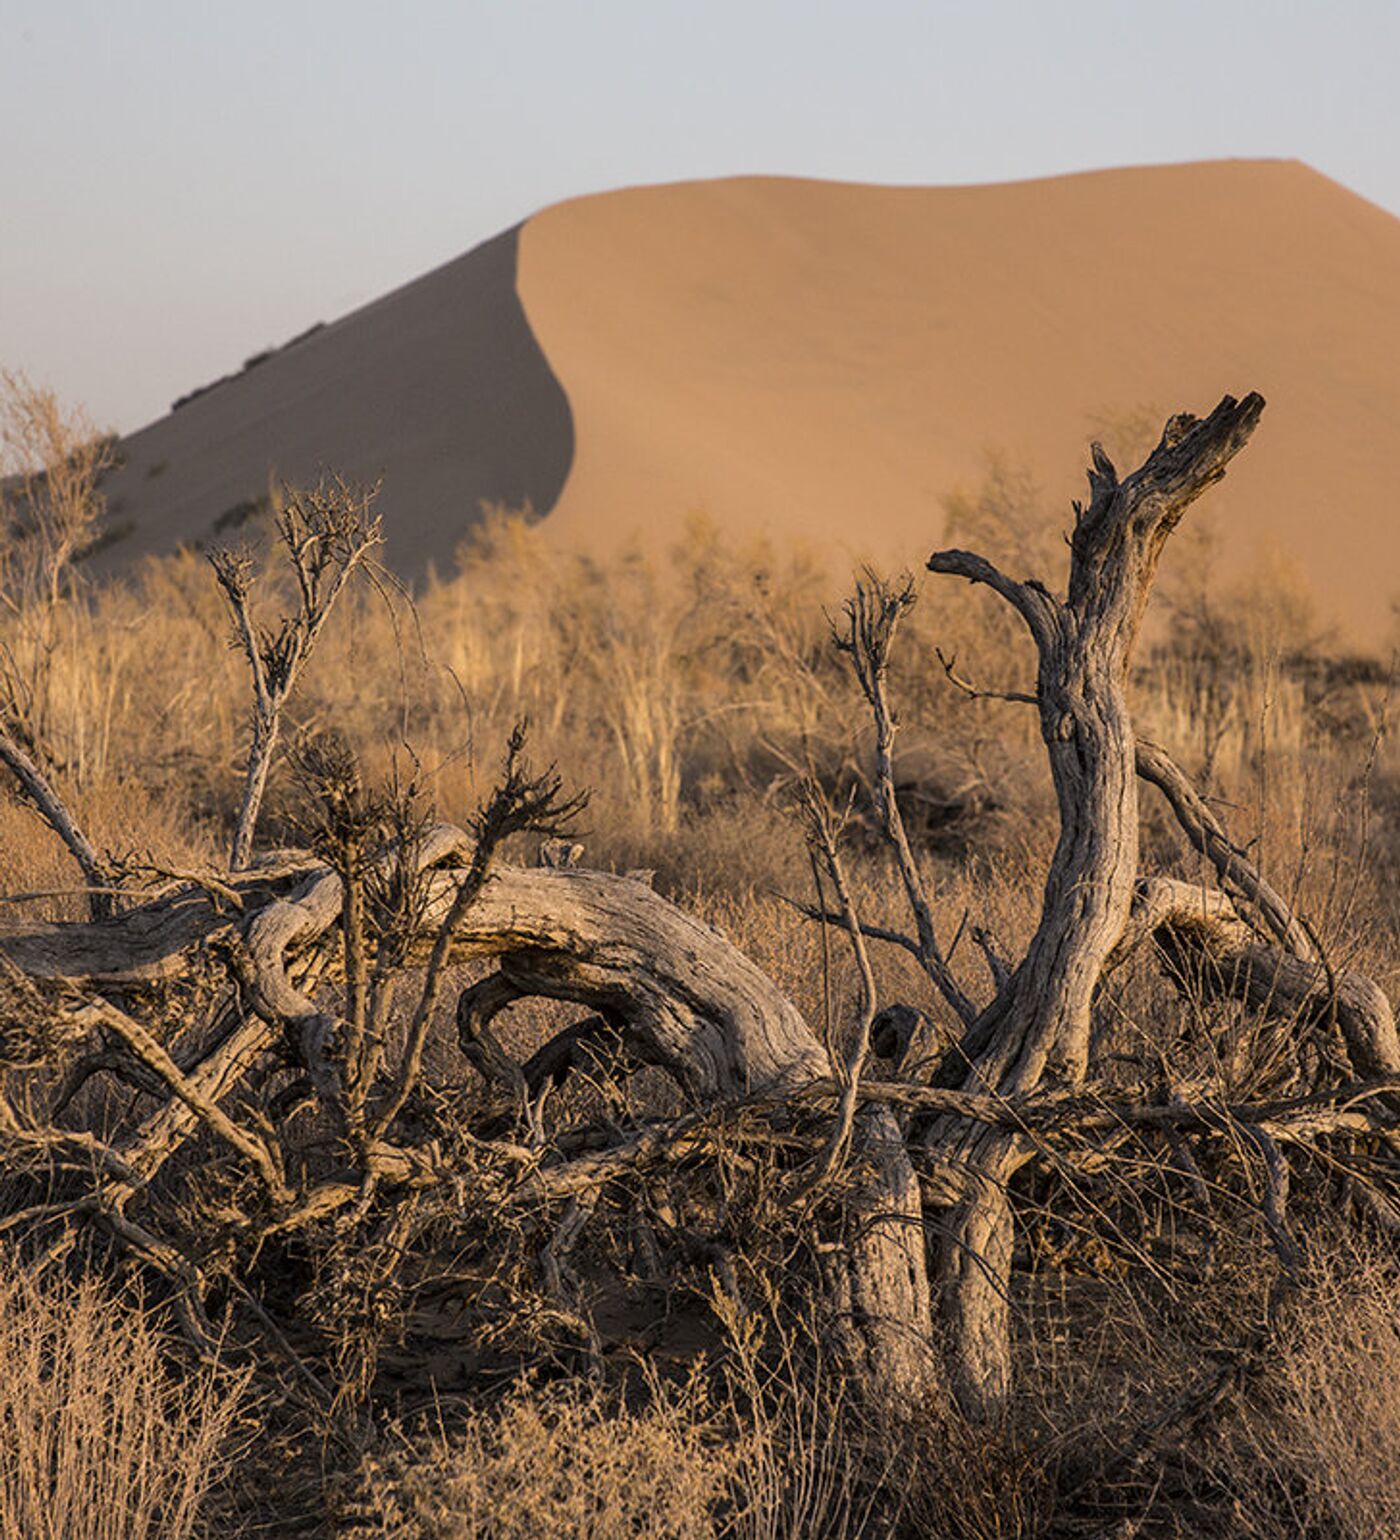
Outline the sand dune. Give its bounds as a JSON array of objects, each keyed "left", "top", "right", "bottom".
[
  {"left": 519, "top": 160, "right": 1400, "bottom": 644},
  {"left": 99, "top": 160, "right": 1400, "bottom": 644},
  {"left": 93, "top": 226, "right": 573, "bottom": 578}
]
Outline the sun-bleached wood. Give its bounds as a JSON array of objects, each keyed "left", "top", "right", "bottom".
[
  {"left": 0, "top": 829, "right": 938, "bottom": 1399},
  {"left": 922, "top": 393, "right": 1267, "bottom": 1416}
]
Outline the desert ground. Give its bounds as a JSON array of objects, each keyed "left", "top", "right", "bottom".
[{"left": 3, "top": 164, "right": 1400, "bottom": 1538}]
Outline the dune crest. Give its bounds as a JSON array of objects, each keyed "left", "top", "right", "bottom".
[
  {"left": 100, "top": 160, "right": 1400, "bottom": 644},
  {"left": 93, "top": 226, "right": 573, "bottom": 581}
]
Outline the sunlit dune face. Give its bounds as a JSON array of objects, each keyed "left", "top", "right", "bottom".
[{"left": 520, "top": 161, "right": 1400, "bottom": 647}]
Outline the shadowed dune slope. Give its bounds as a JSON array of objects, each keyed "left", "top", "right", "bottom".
[
  {"left": 94, "top": 226, "right": 573, "bottom": 580},
  {"left": 101, "top": 160, "right": 1400, "bottom": 643},
  {"left": 519, "top": 160, "right": 1400, "bottom": 645}
]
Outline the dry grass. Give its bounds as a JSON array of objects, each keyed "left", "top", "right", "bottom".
[
  {"left": 357, "top": 1291, "right": 908, "bottom": 1540},
  {"left": 360, "top": 1375, "right": 737, "bottom": 1540},
  {"left": 1209, "top": 1239, "right": 1400, "bottom": 1539},
  {"left": 0, "top": 1248, "right": 250, "bottom": 1540}
]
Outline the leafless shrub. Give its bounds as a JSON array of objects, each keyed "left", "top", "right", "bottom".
[
  {"left": 0, "top": 371, "right": 114, "bottom": 742},
  {"left": 210, "top": 473, "right": 385, "bottom": 867}
]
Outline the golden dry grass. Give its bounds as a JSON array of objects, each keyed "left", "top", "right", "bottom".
[
  {"left": 361, "top": 1375, "right": 738, "bottom": 1540},
  {"left": 0, "top": 1249, "right": 250, "bottom": 1540},
  {"left": 1199, "top": 1238, "right": 1400, "bottom": 1539}
]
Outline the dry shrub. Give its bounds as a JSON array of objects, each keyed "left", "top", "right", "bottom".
[
  {"left": 366, "top": 1292, "right": 901, "bottom": 1540},
  {"left": 895, "top": 1414, "right": 1058, "bottom": 1540},
  {"left": 0, "top": 1249, "right": 250, "bottom": 1540},
  {"left": 1215, "top": 1241, "right": 1400, "bottom": 1539},
  {"left": 4, "top": 418, "right": 1400, "bottom": 1538},
  {"left": 364, "top": 1375, "right": 737, "bottom": 1540}
]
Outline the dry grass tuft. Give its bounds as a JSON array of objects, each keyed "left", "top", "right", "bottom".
[
  {"left": 360, "top": 1375, "right": 736, "bottom": 1540},
  {"left": 0, "top": 1248, "right": 250, "bottom": 1540},
  {"left": 1213, "top": 1239, "right": 1400, "bottom": 1538}
]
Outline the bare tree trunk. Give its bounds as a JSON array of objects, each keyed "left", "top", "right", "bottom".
[
  {"left": 837, "top": 1104, "right": 939, "bottom": 1404},
  {"left": 937, "top": 1169, "right": 1015, "bottom": 1417},
  {"left": 923, "top": 395, "right": 1266, "bottom": 1415},
  {"left": 229, "top": 714, "right": 280, "bottom": 874},
  {"left": 449, "top": 863, "right": 828, "bottom": 1096}
]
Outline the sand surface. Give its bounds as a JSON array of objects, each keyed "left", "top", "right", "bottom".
[
  {"left": 93, "top": 226, "right": 573, "bottom": 580},
  {"left": 99, "top": 160, "right": 1400, "bottom": 645}
]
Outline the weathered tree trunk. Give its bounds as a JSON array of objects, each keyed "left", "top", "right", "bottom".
[
  {"left": 923, "top": 395, "right": 1266, "bottom": 1416},
  {"left": 447, "top": 863, "right": 941, "bottom": 1399},
  {"left": 823, "top": 1104, "right": 938, "bottom": 1405},
  {"left": 0, "top": 837, "right": 943, "bottom": 1402},
  {"left": 1123, "top": 875, "right": 1400, "bottom": 1082},
  {"left": 451, "top": 864, "right": 827, "bottom": 1096}
]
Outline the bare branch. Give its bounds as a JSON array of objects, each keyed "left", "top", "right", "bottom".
[
  {"left": 924, "top": 548, "right": 1061, "bottom": 651},
  {"left": 0, "top": 725, "right": 113, "bottom": 916},
  {"left": 934, "top": 646, "right": 1039, "bottom": 707},
  {"left": 797, "top": 779, "right": 880, "bottom": 1185},
  {"left": 782, "top": 895, "right": 923, "bottom": 960},
  {"left": 212, "top": 475, "right": 385, "bottom": 870},
  {"left": 1135, "top": 737, "right": 1318, "bottom": 961},
  {"left": 833, "top": 571, "right": 979, "bottom": 1027},
  {"left": 78, "top": 998, "right": 290, "bottom": 1202}
]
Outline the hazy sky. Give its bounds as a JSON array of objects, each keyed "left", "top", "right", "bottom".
[{"left": 4, "top": 0, "right": 1399, "bottom": 434}]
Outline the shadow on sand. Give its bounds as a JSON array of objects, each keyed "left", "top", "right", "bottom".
[{"left": 95, "top": 223, "right": 575, "bottom": 582}]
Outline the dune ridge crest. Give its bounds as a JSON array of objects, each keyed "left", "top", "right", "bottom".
[{"left": 102, "top": 159, "right": 1400, "bottom": 643}]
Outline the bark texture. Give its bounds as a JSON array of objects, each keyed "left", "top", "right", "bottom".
[{"left": 924, "top": 394, "right": 1267, "bottom": 1415}]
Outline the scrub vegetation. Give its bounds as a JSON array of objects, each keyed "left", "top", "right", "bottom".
[{"left": 3, "top": 376, "right": 1399, "bottom": 1537}]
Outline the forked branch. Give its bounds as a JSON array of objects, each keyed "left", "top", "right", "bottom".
[
  {"left": 832, "top": 572, "right": 978, "bottom": 1028},
  {"left": 211, "top": 475, "right": 385, "bottom": 869}
]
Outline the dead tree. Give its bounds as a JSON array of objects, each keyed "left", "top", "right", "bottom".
[
  {"left": 0, "top": 798, "right": 937, "bottom": 1400},
  {"left": 914, "top": 395, "right": 1268, "bottom": 1415},
  {"left": 5, "top": 392, "right": 1400, "bottom": 1436},
  {"left": 816, "top": 396, "right": 1315, "bottom": 1415}
]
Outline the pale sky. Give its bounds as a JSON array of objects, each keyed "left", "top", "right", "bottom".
[{"left": 4, "top": 0, "right": 1399, "bottom": 435}]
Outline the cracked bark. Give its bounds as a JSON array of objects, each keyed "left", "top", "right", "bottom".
[{"left": 923, "top": 394, "right": 1267, "bottom": 1417}]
